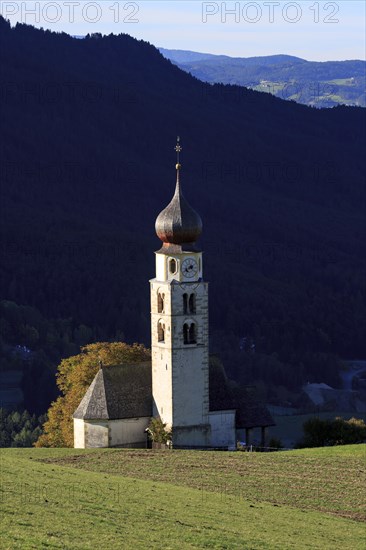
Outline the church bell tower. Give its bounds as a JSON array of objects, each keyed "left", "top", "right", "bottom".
[{"left": 150, "top": 138, "right": 210, "bottom": 447}]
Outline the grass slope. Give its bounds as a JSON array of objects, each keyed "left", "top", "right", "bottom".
[{"left": 1, "top": 446, "right": 365, "bottom": 549}]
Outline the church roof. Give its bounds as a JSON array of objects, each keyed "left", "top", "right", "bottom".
[
  {"left": 209, "top": 360, "right": 275, "bottom": 428},
  {"left": 232, "top": 386, "right": 275, "bottom": 429},
  {"left": 74, "top": 359, "right": 273, "bottom": 429},
  {"left": 73, "top": 362, "right": 152, "bottom": 420}
]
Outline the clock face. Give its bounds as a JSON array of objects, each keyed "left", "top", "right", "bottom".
[{"left": 181, "top": 258, "right": 198, "bottom": 279}]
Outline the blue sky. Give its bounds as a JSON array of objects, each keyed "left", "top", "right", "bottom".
[{"left": 2, "top": 1, "right": 365, "bottom": 60}]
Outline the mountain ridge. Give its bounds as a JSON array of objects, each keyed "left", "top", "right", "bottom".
[
  {"left": 160, "top": 49, "right": 307, "bottom": 64},
  {"left": 160, "top": 48, "right": 366, "bottom": 107}
]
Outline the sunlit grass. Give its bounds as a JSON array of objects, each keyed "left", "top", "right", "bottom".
[{"left": 1, "top": 445, "right": 365, "bottom": 549}]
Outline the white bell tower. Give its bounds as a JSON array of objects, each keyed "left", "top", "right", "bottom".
[{"left": 150, "top": 138, "right": 210, "bottom": 447}]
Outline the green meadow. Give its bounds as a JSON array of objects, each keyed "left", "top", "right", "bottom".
[{"left": 1, "top": 445, "right": 365, "bottom": 549}]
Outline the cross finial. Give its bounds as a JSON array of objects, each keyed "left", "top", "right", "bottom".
[{"left": 175, "top": 136, "right": 182, "bottom": 169}]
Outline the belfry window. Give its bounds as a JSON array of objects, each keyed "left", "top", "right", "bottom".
[
  {"left": 183, "top": 322, "right": 197, "bottom": 345},
  {"left": 158, "top": 292, "right": 165, "bottom": 313},
  {"left": 183, "top": 323, "right": 189, "bottom": 345},
  {"left": 189, "top": 294, "right": 196, "bottom": 314},
  {"left": 189, "top": 323, "right": 196, "bottom": 343},
  {"left": 169, "top": 258, "right": 177, "bottom": 274},
  {"left": 183, "top": 293, "right": 188, "bottom": 314},
  {"left": 158, "top": 321, "right": 165, "bottom": 343},
  {"left": 183, "top": 293, "right": 196, "bottom": 314}
]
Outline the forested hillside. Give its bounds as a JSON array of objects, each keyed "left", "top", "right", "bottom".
[{"left": 1, "top": 17, "right": 365, "bottom": 411}]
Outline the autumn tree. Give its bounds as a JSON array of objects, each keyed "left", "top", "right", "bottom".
[{"left": 36, "top": 342, "right": 151, "bottom": 447}]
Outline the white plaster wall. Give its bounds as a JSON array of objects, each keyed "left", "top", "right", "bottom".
[
  {"left": 151, "top": 345, "right": 173, "bottom": 425},
  {"left": 155, "top": 252, "right": 203, "bottom": 284},
  {"left": 209, "top": 410, "right": 236, "bottom": 448},
  {"left": 109, "top": 417, "right": 150, "bottom": 447},
  {"left": 151, "top": 279, "right": 173, "bottom": 426},
  {"left": 85, "top": 421, "right": 109, "bottom": 448},
  {"left": 155, "top": 254, "right": 167, "bottom": 281},
  {"left": 73, "top": 418, "right": 85, "bottom": 448}
]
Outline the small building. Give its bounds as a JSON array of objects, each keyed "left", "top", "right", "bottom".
[{"left": 73, "top": 363, "right": 152, "bottom": 448}]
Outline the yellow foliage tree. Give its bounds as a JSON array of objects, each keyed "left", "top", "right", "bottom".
[{"left": 36, "top": 342, "right": 151, "bottom": 448}]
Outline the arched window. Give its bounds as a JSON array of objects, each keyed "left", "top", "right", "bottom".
[
  {"left": 189, "top": 323, "right": 196, "bottom": 344},
  {"left": 158, "top": 321, "right": 165, "bottom": 343},
  {"left": 183, "top": 323, "right": 189, "bottom": 345},
  {"left": 183, "top": 293, "right": 196, "bottom": 314},
  {"left": 183, "top": 293, "right": 188, "bottom": 314},
  {"left": 158, "top": 292, "right": 165, "bottom": 313},
  {"left": 169, "top": 258, "right": 177, "bottom": 274},
  {"left": 189, "top": 293, "right": 196, "bottom": 314},
  {"left": 183, "top": 322, "right": 197, "bottom": 345}
]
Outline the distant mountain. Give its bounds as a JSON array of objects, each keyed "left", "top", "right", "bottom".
[
  {"left": 160, "top": 49, "right": 304, "bottom": 66},
  {"left": 1, "top": 17, "right": 365, "bottom": 402},
  {"left": 160, "top": 49, "right": 366, "bottom": 108},
  {"left": 158, "top": 48, "right": 220, "bottom": 63}
]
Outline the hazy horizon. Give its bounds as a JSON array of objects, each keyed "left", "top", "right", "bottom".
[{"left": 1, "top": 1, "right": 365, "bottom": 62}]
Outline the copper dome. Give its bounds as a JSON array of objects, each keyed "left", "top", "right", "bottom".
[{"left": 155, "top": 169, "right": 202, "bottom": 245}]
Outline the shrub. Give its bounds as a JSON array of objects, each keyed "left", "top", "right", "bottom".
[
  {"left": 300, "top": 416, "right": 366, "bottom": 448},
  {"left": 146, "top": 417, "right": 172, "bottom": 444},
  {"left": 268, "top": 437, "right": 283, "bottom": 449}
]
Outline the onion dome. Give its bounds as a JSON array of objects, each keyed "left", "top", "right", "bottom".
[{"left": 155, "top": 162, "right": 202, "bottom": 246}]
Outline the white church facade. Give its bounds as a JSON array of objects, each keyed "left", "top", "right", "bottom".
[{"left": 73, "top": 140, "right": 274, "bottom": 449}]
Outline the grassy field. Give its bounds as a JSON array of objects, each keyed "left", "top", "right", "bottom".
[
  {"left": 327, "top": 79, "right": 357, "bottom": 86},
  {"left": 250, "top": 79, "right": 365, "bottom": 106},
  {"left": 1, "top": 445, "right": 365, "bottom": 549}
]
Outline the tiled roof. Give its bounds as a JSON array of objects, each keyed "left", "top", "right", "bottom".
[
  {"left": 209, "top": 360, "right": 275, "bottom": 428},
  {"left": 232, "top": 386, "right": 275, "bottom": 428},
  {"left": 73, "top": 362, "right": 152, "bottom": 420}
]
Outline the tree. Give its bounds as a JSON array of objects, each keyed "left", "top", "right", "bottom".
[
  {"left": 0, "top": 408, "right": 45, "bottom": 447},
  {"left": 36, "top": 342, "right": 151, "bottom": 448},
  {"left": 146, "top": 417, "right": 172, "bottom": 445},
  {"left": 300, "top": 416, "right": 366, "bottom": 448}
]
